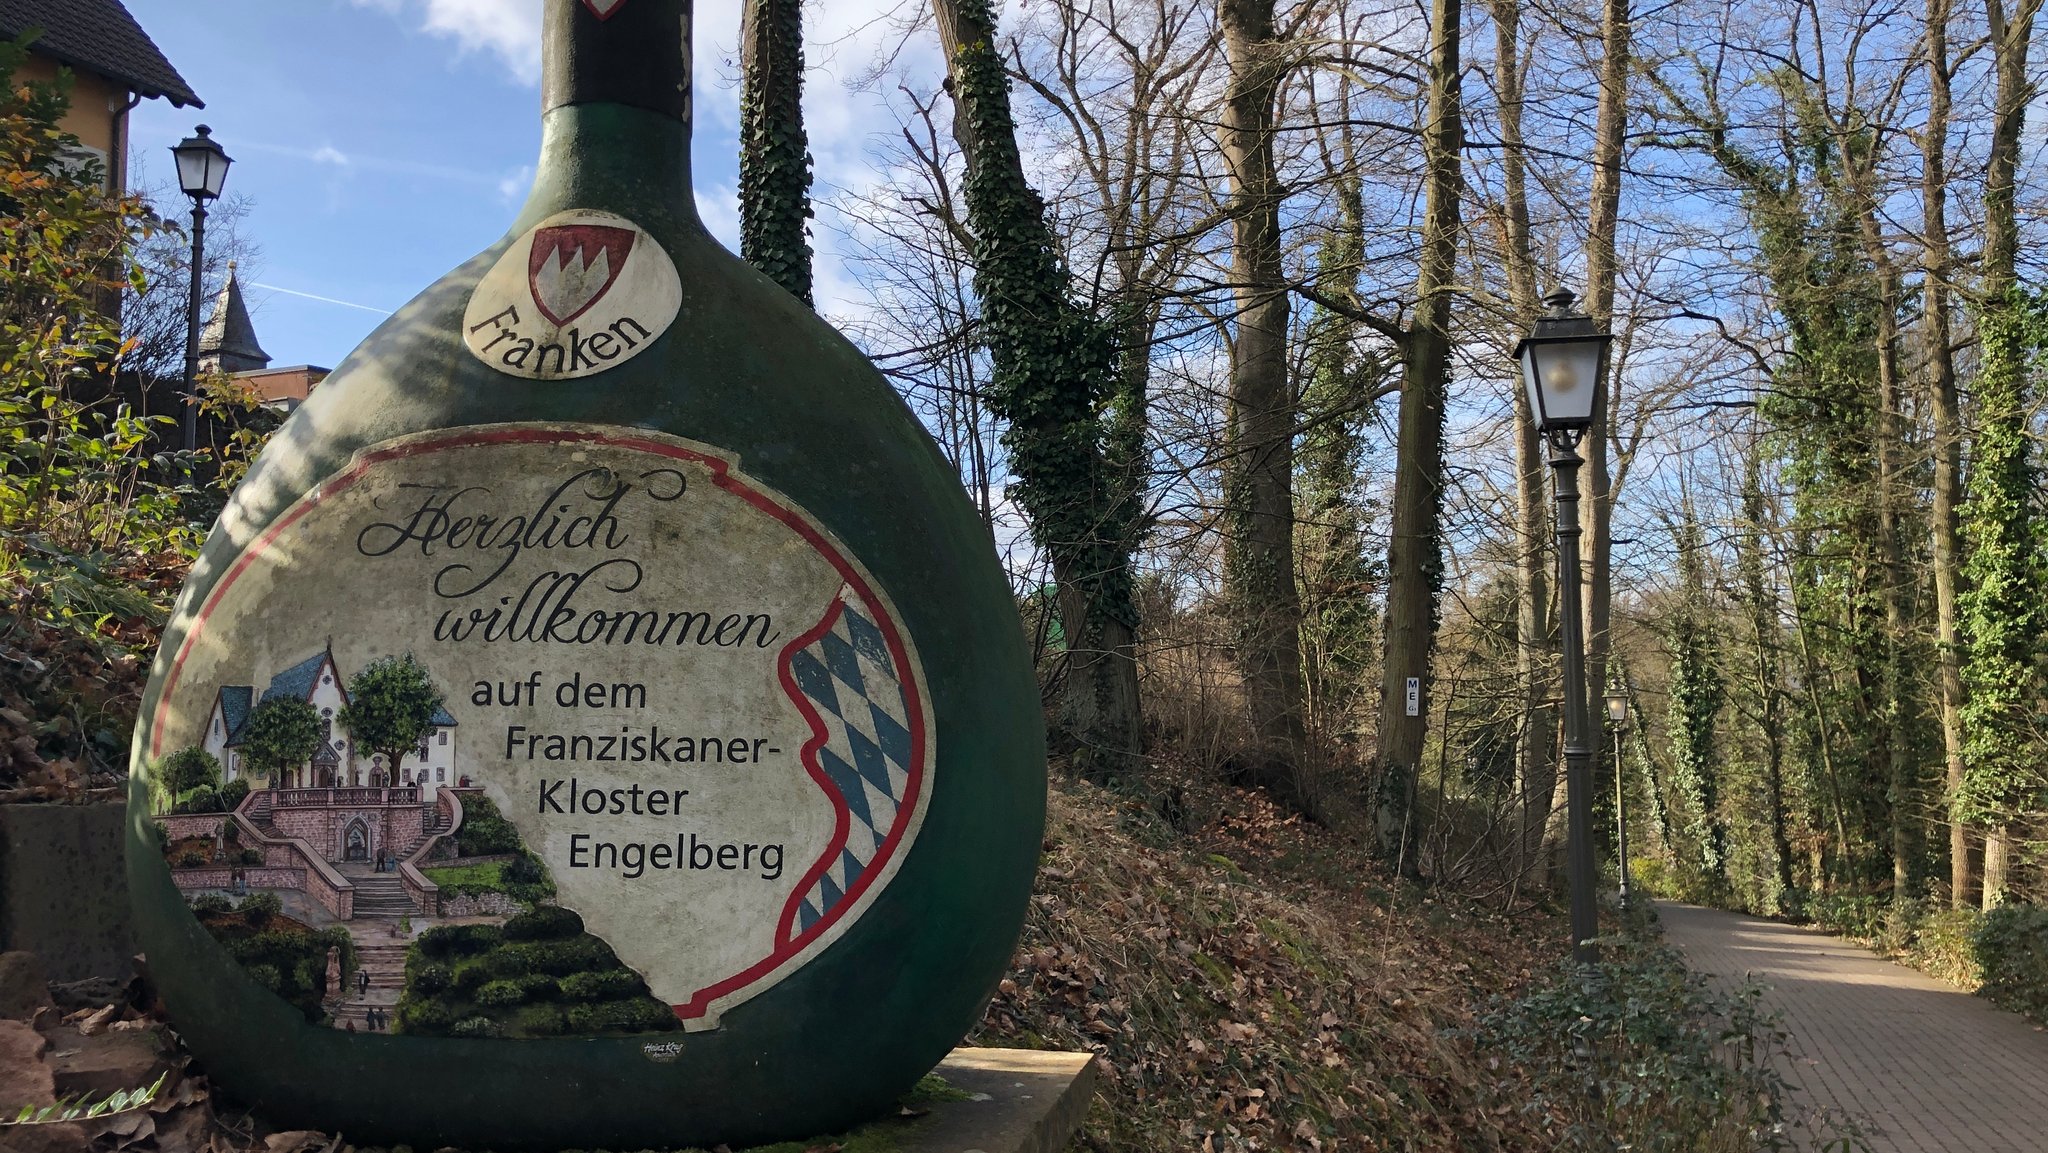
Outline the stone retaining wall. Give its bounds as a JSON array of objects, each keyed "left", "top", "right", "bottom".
[
  {"left": 439, "top": 891, "right": 526, "bottom": 918},
  {"left": 170, "top": 866, "right": 307, "bottom": 893}
]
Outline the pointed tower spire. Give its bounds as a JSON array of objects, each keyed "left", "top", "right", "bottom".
[{"left": 198, "top": 261, "right": 271, "bottom": 375}]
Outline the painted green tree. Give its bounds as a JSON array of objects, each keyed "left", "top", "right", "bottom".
[
  {"left": 338, "top": 654, "right": 446, "bottom": 783},
  {"left": 240, "top": 697, "right": 324, "bottom": 781},
  {"left": 157, "top": 747, "right": 221, "bottom": 803}
]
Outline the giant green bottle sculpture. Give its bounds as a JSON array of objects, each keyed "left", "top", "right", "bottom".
[{"left": 125, "top": 2, "right": 1044, "bottom": 1147}]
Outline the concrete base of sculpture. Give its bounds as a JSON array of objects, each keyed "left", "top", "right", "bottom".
[{"left": 893, "top": 1048, "right": 1097, "bottom": 1153}]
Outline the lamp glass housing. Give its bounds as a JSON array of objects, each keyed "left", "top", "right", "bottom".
[
  {"left": 1606, "top": 693, "right": 1629, "bottom": 725},
  {"left": 171, "top": 126, "right": 231, "bottom": 201},
  {"left": 1520, "top": 335, "right": 1604, "bottom": 432}
]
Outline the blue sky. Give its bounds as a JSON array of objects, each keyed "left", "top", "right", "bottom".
[{"left": 120, "top": 0, "right": 925, "bottom": 369}]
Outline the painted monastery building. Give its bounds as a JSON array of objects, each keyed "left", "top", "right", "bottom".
[{"left": 201, "top": 647, "right": 461, "bottom": 799}]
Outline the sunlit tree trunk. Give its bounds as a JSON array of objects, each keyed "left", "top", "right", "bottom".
[
  {"left": 1374, "top": 0, "right": 1463, "bottom": 863},
  {"left": 1218, "top": 0, "right": 1310, "bottom": 809}
]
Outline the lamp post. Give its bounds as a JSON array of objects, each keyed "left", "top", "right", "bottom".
[
  {"left": 171, "top": 125, "right": 232, "bottom": 453},
  {"left": 1515, "top": 287, "right": 1613, "bottom": 966},
  {"left": 1606, "top": 688, "right": 1630, "bottom": 911}
]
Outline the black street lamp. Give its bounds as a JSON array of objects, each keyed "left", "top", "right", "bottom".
[
  {"left": 1515, "top": 287, "right": 1613, "bottom": 966},
  {"left": 1606, "top": 687, "right": 1631, "bottom": 911},
  {"left": 171, "top": 125, "right": 232, "bottom": 453}
]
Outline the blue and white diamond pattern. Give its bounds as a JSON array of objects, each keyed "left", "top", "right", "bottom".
[{"left": 786, "top": 592, "right": 916, "bottom": 935}]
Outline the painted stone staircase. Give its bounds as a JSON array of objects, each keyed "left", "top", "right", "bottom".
[{"left": 348, "top": 871, "right": 419, "bottom": 918}]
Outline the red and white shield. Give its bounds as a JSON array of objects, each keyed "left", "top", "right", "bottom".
[
  {"left": 582, "top": 0, "right": 628, "bottom": 19},
  {"left": 526, "top": 224, "right": 637, "bottom": 327}
]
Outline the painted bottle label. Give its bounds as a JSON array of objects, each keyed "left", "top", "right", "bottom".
[{"left": 147, "top": 425, "right": 934, "bottom": 1034}]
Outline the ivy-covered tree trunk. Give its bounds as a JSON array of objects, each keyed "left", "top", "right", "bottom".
[
  {"left": 1667, "top": 509, "right": 1727, "bottom": 889},
  {"left": 1958, "top": 295, "right": 2043, "bottom": 909},
  {"left": 738, "top": 0, "right": 813, "bottom": 305},
  {"left": 1372, "top": 0, "right": 1462, "bottom": 865},
  {"left": 1296, "top": 177, "right": 1382, "bottom": 755},
  {"left": 1965, "top": 0, "right": 2042, "bottom": 908},
  {"left": 932, "top": 0, "right": 1145, "bottom": 784},
  {"left": 1738, "top": 444, "right": 1796, "bottom": 903},
  {"left": 1217, "top": 0, "right": 1310, "bottom": 810},
  {"left": 1920, "top": 0, "right": 1971, "bottom": 907}
]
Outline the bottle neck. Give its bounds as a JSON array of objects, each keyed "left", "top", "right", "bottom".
[
  {"left": 543, "top": 0, "right": 693, "bottom": 124},
  {"left": 527, "top": 0, "right": 696, "bottom": 219}
]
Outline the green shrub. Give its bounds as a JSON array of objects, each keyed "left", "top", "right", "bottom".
[
  {"left": 158, "top": 747, "right": 221, "bottom": 797},
  {"left": 417, "top": 922, "right": 502, "bottom": 959},
  {"left": 514, "top": 973, "right": 560, "bottom": 1001},
  {"left": 1468, "top": 935, "right": 1793, "bottom": 1152},
  {"left": 1972, "top": 904, "right": 2048, "bottom": 1021},
  {"left": 1907, "top": 908, "right": 1983, "bottom": 988},
  {"left": 408, "top": 962, "right": 452, "bottom": 995},
  {"left": 559, "top": 968, "right": 646, "bottom": 1002},
  {"left": 219, "top": 778, "right": 251, "bottom": 810},
  {"left": 474, "top": 979, "right": 528, "bottom": 1007},
  {"left": 173, "top": 847, "right": 209, "bottom": 868},
  {"left": 504, "top": 904, "right": 583, "bottom": 941},
  {"left": 456, "top": 794, "right": 524, "bottom": 856},
  {"left": 481, "top": 948, "right": 534, "bottom": 980},
  {"left": 239, "top": 890, "right": 282, "bottom": 925},
  {"left": 176, "top": 785, "right": 222, "bottom": 814},
  {"left": 510, "top": 935, "right": 617, "bottom": 976},
  {"left": 396, "top": 999, "right": 455, "bottom": 1034},
  {"left": 236, "top": 847, "right": 264, "bottom": 865},
  {"left": 1807, "top": 891, "right": 1888, "bottom": 939},
  {"left": 244, "top": 963, "right": 282, "bottom": 991},
  {"left": 450, "top": 1015, "right": 502, "bottom": 1038},
  {"left": 152, "top": 822, "right": 170, "bottom": 851},
  {"left": 565, "top": 998, "right": 679, "bottom": 1034},
  {"left": 190, "top": 893, "right": 232, "bottom": 916},
  {"left": 513, "top": 1003, "right": 569, "bottom": 1036},
  {"left": 503, "top": 853, "right": 546, "bottom": 886}
]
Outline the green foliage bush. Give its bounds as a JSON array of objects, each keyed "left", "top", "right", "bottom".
[
  {"left": 173, "top": 847, "right": 209, "bottom": 868},
  {"left": 1906, "top": 908, "right": 1983, "bottom": 988},
  {"left": 474, "top": 980, "right": 528, "bottom": 1007},
  {"left": 513, "top": 1004, "right": 569, "bottom": 1036},
  {"left": 396, "top": 1000, "right": 455, "bottom": 1033},
  {"left": 513, "top": 973, "right": 559, "bottom": 1001},
  {"left": 408, "top": 961, "right": 452, "bottom": 996},
  {"left": 455, "top": 793, "right": 524, "bottom": 857},
  {"left": 565, "top": 998, "right": 679, "bottom": 1034},
  {"left": 175, "top": 786, "right": 222, "bottom": 814},
  {"left": 503, "top": 904, "right": 583, "bottom": 941},
  {"left": 558, "top": 968, "right": 645, "bottom": 1003},
  {"left": 189, "top": 893, "right": 233, "bottom": 916},
  {"left": 220, "top": 778, "right": 251, "bottom": 810},
  {"left": 1971, "top": 904, "right": 2048, "bottom": 1021},
  {"left": 238, "top": 890, "right": 281, "bottom": 925},
  {"left": 1468, "top": 934, "right": 1792, "bottom": 1152},
  {"left": 510, "top": 936, "right": 618, "bottom": 976},
  {"left": 450, "top": 1015, "right": 503, "bottom": 1038},
  {"left": 236, "top": 847, "right": 263, "bottom": 866},
  {"left": 417, "top": 922, "right": 502, "bottom": 960},
  {"left": 1805, "top": 891, "right": 1889, "bottom": 940},
  {"left": 158, "top": 748, "right": 220, "bottom": 797}
]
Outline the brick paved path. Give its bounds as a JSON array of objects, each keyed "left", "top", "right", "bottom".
[{"left": 1657, "top": 901, "right": 2048, "bottom": 1152}]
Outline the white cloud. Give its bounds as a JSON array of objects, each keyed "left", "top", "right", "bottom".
[
  {"left": 499, "top": 164, "right": 535, "bottom": 203},
  {"left": 353, "top": 0, "right": 542, "bottom": 85},
  {"left": 310, "top": 145, "right": 350, "bottom": 166}
]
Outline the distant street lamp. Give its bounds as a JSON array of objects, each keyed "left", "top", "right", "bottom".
[
  {"left": 1515, "top": 287, "right": 1613, "bottom": 966},
  {"left": 171, "top": 125, "right": 233, "bottom": 453},
  {"left": 1606, "top": 687, "right": 1631, "bottom": 911}
]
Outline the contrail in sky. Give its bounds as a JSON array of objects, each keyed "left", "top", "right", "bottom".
[{"left": 252, "top": 282, "right": 392, "bottom": 315}]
